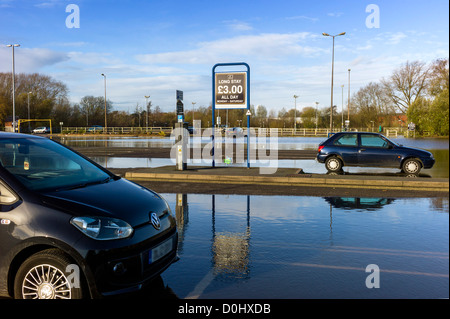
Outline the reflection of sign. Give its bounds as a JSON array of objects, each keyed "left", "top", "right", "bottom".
[
  {"left": 213, "top": 232, "right": 250, "bottom": 275},
  {"left": 408, "top": 122, "right": 416, "bottom": 131},
  {"left": 215, "top": 72, "right": 247, "bottom": 109}
]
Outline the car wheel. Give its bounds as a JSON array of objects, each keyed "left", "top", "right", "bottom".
[
  {"left": 325, "top": 157, "right": 343, "bottom": 172},
  {"left": 402, "top": 158, "right": 421, "bottom": 174},
  {"left": 14, "top": 249, "right": 84, "bottom": 299}
]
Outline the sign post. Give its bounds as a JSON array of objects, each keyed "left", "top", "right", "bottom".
[
  {"left": 175, "top": 90, "right": 187, "bottom": 170},
  {"left": 176, "top": 90, "right": 184, "bottom": 122},
  {"left": 212, "top": 63, "right": 250, "bottom": 168}
]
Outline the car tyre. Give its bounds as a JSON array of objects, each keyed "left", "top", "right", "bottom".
[
  {"left": 14, "top": 249, "right": 84, "bottom": 299},
  {"left": 325, "top": 156, "right": 343, "bottom": 172},
  {"left": 402, "top": 158, "right": 421, "bottom": 175}
]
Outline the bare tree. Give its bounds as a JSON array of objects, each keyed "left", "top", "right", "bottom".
[
  {"left": 382, "top": 61, "right": 429, "bottom": 114},
  {"left": 352, "top": 82, "right": 395, "bottom": 126},
  {"left": 428, "top": 58, "right": 449, "bottom": 96}
]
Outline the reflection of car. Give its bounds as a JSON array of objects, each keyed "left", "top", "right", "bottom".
[
  {"left": 225, "top": 127, "right": 245, "bottom": 137},
  {"left": 32, "top": 127, "right": 50, "bottom": 134},
  {"left": 324, "top": 197, "right": 395, "bottom": 211},
  {"left": 0, "top": 132, "right": 178, "bottom": 299},
  {"left": 316, "top": 132, "right": 435, "bottom": 174},
  {"left": 87, "top": 125, "right": 103, "bottom": 132}
]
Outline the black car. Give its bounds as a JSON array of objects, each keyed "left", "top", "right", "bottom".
[
  {"left": 316, "top": 132, "right": 435, "bottom": 174},
  {"left": 0, "top": 132, "right": 178, "bottom": 299}
]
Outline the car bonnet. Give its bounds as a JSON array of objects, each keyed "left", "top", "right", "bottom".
[{"left": 41, "top": 178, "right": 169, "bottom": 227}]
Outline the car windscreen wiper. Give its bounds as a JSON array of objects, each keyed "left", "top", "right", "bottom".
[{"left": 54, "top": 176, "right": 112, "bottom": 191}]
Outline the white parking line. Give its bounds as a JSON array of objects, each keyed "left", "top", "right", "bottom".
[{"left": 185, "top": 270, "right": 215, "bottom": 299}]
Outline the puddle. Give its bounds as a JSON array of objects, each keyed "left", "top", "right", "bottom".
[{"left": 160, "top": 193, "right": 449, "bottom": 299}]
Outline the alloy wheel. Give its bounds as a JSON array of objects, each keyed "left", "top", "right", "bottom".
[{"left": 21, "top": 264, "right": 72, "bottom": 299}]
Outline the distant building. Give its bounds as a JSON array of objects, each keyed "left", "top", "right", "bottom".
[
  {"left": 378, "top": 114, "right": 407, "bottom": 127},
  {"left": 3, "top": 116, "right": 19, "bottom": 132}
]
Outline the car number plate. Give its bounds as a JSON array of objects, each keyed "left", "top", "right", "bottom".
[{"left": 149, "top": 238, "right": 173, "bottom": 264}]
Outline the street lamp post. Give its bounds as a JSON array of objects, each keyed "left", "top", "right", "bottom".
[
  {"left": 101, "top": 73, "right": 107, "bottom": 132},
  {"left": 315, "top": 102, "right": 319, "bottom": 131},
  {"left": 7, "top": 44, "right": 20, "bottom": 132},
  {"left": 192, "top": 102, "right": 196, "bottom": 123},
  {"left": 27, "top": 91, "right": 32, "bottom": 132},
  {"left": 341, "top": 84, "right": 344, "bottom": 130},
  {"left": 145, "top": 95, "right": 150, "bottom": 130},
  {"left": 322, "top": 32, "right": 345, "bottom": 132},
  {"left": 293, "top": 95, "right": 298, "bottom": 132},
  {"left": 348, "top": 69, "right": 351, "bottom": 123}
]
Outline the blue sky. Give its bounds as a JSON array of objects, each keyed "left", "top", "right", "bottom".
[{"left": 0, "top": 0, "right": 448, "bottom": 115}]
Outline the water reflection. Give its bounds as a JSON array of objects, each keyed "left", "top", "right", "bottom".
[
  {"left": 90, "top": 155, "right": 448, "bottom": 178},
  {"left": 107, "top": 193, "right": 448, "bottom": 299},
  {"left": 324, "top": 197, "right": 395, "bottom": 211},
  {"left": 58, "top": 135, "right": 450, "bottom": 151},
  {"left": 161, "top": 193, "right": 448, "bottom": 299},
  {"left": 59, "top": 136, "right": 449, "bottom": 178},
  {"left": 212, "top": 195, "right": 251, "bottom": 280}
]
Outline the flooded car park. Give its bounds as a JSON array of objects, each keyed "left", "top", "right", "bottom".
[
  {"left": 51, "top": 136, "right": 449, "bottom": 299},
  {"left": 59, "top": 136, "right": 449, "bottom": 179},
  {"left": 126, "top": 193, "right": 448, "bottom": 299}
]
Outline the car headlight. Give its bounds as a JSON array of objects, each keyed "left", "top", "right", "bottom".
[{"left": 71, "top": 217, "right": 133, "bottom": 240}]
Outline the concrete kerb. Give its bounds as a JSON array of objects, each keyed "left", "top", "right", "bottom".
[{"left": 124, "top": 170, "right": 449, "bottom": 192}]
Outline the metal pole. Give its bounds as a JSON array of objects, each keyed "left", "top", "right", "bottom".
[
  {"left": 28, "top": 91, "right": 32, "bottom": 132},
  {"left": 145, "top": 95, "right": 150, "bottom": 131},
  {"left": 330, "top": 36, "right": 335, "bottom": 132},
  {"left": 7, "top": 44, "right": 20, "bottom": 132},
  {"left": 348, "top": 69, "right": 351, "bottom": 122},
  {"left": 315, "top": 102, "right": 319, "bottom": 130},
  {"left": 12, "top": 45, "right": 16, "bottom": 133},
  {"left": 293, "top": 95, "right": 298, "bottom": 132},
  {"left": 322, "top": 32, "right": 346, "bottom": 133},
  {"left": 101, "top": 73, "right": 107, "bottom": 131},
  {"left": 341, "top": 84, "right": 344, "bottom": 130}
]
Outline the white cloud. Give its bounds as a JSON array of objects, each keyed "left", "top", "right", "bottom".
[
  {"left": 285, "top": 16, "right": 319, "bottom": 23},
  {"left": 34, "top": 0, "right": 67, "bottom": 8},
  {"left": 136, "top": 32, "right": 324, "bottom": 65},
  {"left": 67, "top": 51, "right": 122, "bottom": 66},
  {"left": 387, "top": 32, "right": 407, "bottom": 44},
  {"left": 223, "top": 20, "right": 254, "bottom": 32},
  {"left": 0, "top": 47, "right": 69, "bottom": 73},
  {"left": 327, "top": 12, "right": 343, "bottom": 17}
]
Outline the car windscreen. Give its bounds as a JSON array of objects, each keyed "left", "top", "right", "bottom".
[{"left": 0, "top": 138, "right": 110, "bottom": 192}]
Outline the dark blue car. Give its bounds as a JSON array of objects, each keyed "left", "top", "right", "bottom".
[{"left": 316, "top": 132, "right": 435, "bottom": 174}]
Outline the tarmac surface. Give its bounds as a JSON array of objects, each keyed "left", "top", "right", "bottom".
[
  {"left": 71, "top": 146, "right": 449, "bottom": 198},
  {"left": 110, "top": 166, "right": 449, "bottom": 198},
  {"left": 74, "top": 146, "right": 317, "bottom": 160}
]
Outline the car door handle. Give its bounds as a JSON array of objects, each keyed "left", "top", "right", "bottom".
[{"left": 358, "top": 149, "right": 366, "bottom": 153}]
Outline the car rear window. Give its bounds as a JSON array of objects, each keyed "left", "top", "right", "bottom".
[{"left": 333, "top": 134, "right": 358, "bottom": 146}]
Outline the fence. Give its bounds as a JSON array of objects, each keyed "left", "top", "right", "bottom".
[
  {"left": 63, "top": 127, "right": 173, "bottom": 135},
  {"left": 62, "top": 126, "right": 408, "bottom": 137}
]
